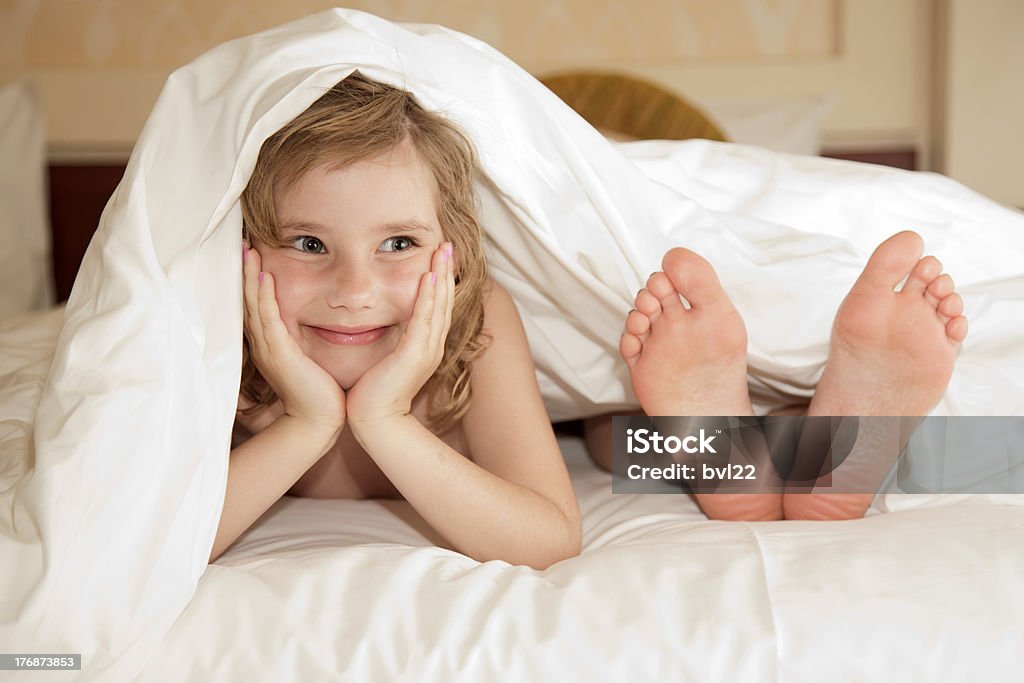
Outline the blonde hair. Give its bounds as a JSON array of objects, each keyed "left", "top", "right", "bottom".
[{"left": 240, "top": 71, "right": 489, "bottom": 433}]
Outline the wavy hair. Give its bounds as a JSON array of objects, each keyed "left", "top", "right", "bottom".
[{"left": 239, "top": 72, "right": 489, "bottom": 433}]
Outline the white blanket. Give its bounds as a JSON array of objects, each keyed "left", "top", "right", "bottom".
[
  {"left": 1, "top": 8, "right": 1023, "bottom": 680},
  {"left": 138, "top": 435, "right": 1024, "bottom": 682}
]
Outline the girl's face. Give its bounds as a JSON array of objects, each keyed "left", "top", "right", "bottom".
[{"left": 259, "top": 139, "right": 444, "bottom": 390}]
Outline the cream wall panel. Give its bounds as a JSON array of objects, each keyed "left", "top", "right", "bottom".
[
  {"left": 1, "top": 0, "right": 838, "bottom": 66},
  {"left": 550, "top": 0, "right": 931, "bottom": 154},
  {"left": 1, "top": 0, "right": 932, "bottom": 163},
  {"left": 944, "top": 0, "right": 1024, "bottom": 207}
]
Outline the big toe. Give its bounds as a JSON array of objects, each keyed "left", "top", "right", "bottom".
[
  {"left": 855, "top": 231, "right": 925, "bottom": 292},
  {"left": 661, "top": 248, "right": 728, "bottom": 308}
]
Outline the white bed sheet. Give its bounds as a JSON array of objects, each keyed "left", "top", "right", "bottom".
[
  {"left": 4, "top": 309, "right": 1022, "bottom": 681},
  {"left": 135, "top": 434, "right": 1024, "bottom": 681}
]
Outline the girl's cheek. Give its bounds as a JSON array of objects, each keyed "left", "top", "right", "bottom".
[
  {"left": 265, "top": 264, "right": 315, "bottom": 330},
  {"left": 389, "top": 259, "right": 429, "bottom": 315}
]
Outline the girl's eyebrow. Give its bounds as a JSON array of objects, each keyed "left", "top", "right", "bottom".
[
  {"left": 277, "top": 219, "right": 436, "bottom": 234},
  {"left": 378, "top": 220, "right": 435, "bottom": 235},
  {"left": 277, "top": 220, "right": 326, "bottom": 234}
]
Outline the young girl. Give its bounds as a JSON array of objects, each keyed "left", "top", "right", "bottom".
[{"left": 210, "top": 72, "right": 582, "bottom": 568}]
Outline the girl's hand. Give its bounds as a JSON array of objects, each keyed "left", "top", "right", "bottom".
[
  {"left": 346, "top": 242, "right": 454, "bottom": 433},
  {"left": 243, "top": 243, "right": 346, "bottom": 437}
]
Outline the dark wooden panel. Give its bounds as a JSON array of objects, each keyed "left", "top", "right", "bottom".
[
  {"left": 48, "top": 163, "right": 126, "bottom": 302},
  {"left": 821, "top": 148, "right": 917, "bottom": 171}
]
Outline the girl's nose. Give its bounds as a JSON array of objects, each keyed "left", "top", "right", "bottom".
[{"left": 325, "top": 261, "right": 377, "bottom": 310}]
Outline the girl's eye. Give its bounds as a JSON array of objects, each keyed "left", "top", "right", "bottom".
[
  {"left": 380, "top": 236, "right": 418, "bottom": 253},
  {"left": 290, "top": 236, "right": 325, "bottom": 254}
]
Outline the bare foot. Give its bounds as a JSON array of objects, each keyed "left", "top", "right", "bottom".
[
  {"left": 786, "top": 231, "right": 968, "bottom": 520},
  {"left": 808, "top": 230, "right": 967, "bottom": 416},
  {"left": 621, "top": 248, "right": 781, "bottom": 521},
  {"left": 620, "top": 248, "right": 752, "bottom": 416}
]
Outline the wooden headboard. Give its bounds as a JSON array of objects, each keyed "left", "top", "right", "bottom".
[
  {"left": 47, "top": 148, "right": 917, "bottom": 302},
  {"left": 48, "top": 163, "right": 126, "bottom": 302}
]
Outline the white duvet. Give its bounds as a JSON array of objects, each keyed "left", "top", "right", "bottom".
[{"left": 1, "top": 8, "right": 1023, "bottom": 681}]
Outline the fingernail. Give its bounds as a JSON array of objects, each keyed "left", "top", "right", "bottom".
[
  {"left": 446, "top": 242, "right": 453, "bottom": 257},
  {"left": 430, "top": 272, "right": 437, "bottom": 284},
  {"left": 442, "top": 248, "right": 449, "bottom": 263},
  {"left": 259, "top": 271, "right": 264, "bottom": 283}
]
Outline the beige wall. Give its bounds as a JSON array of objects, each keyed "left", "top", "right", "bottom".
[
  {"left": 942, "top": 0, "right": 1024, "bottom": 207},
  {"left": 1, "top": 0, "right": 922, "bottom": 159},
  {"left": 1, "top": 0, "right": 840, "bottom": 67},
  {"left": 599, "top": 0, "right": 934, "bottom": 157},
  {"left": 4, "top": 0, "right": 1017, "bottom": 207}
]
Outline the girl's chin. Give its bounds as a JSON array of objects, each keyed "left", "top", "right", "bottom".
[
  {"left": 305, "top": 339, "right": 398, "bottom": 389},
  {"left": 314, "top": 357, "right": 377, "bottom": 391},
  {"left": 326, "top": 367, "right": 367, "bottom": 392}
]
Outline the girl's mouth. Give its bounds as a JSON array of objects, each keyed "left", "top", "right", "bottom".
[{"left": 307, "top": 325, "right": 391, "bottom": 346}]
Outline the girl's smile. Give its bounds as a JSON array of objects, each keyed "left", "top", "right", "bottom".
[
  {"left": 306, "top": 324, "right": 393, "bottom": 346},
  {"left": 260, "top": 138, "right": 444, "bottom": 389}
]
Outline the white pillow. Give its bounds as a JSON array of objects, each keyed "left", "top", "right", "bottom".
[
  {"left": 697, "top": 94, "right": 833, "bottom": 156},
  {"left": 0, "top": 80, "right": 53, "bottom": 320}
]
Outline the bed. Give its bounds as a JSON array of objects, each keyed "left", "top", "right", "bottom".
[
  {"left": 2, "top": 311, "right": 1023, "bottom": 679},
  {"left": 2, "top": 10, "right": 1024, "bottom": 682}
]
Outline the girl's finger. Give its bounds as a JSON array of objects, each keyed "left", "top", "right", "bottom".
[
  {"left": 256, "top": 270, "right": 290, "bottom": 353},
  {"left": 243, "top": 244, "right": 265, "bottom": 345},
  {"left": 429, "top": 242, "right": 453, "bottom": 353},
  {"left": 427, "top": 244, "right": 446, "bottom": 342},
  {"left": 443, "top": 242, "right": 455, "bottom": 329},
  {"left": 400, "top": 270, "right": 436, "bottom": 355},
  {"left": 441, "top": 244, "right": 456, "bottom": 359}
]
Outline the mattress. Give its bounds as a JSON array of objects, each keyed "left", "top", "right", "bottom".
[
  {"left": 139, "top": 433, "right": 1024, "bottom": 681},
  {"left": 1, "top": 308, "right": 1021, "bottom": 680}
]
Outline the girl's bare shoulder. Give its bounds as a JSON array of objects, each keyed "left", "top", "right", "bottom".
[
  {"left": 478, "top": 278, "right": 518, "bottom": 327},
  {"left": 459, "top": 278, "right": 566, "bottom": 486},
  {"left": 467, "top": 278, "right": 534, "bottom": 392}
]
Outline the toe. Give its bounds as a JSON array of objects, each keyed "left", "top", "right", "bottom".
[
  {"left": 635, "top": 288, "right": 661, "bottom": 318},
  {"left": 855, "top": 231, "right": 925, "bottom": 292},
  {"left": 902, "top": 256, "right": 942, "bottom": 296},
  {"left": 938, "top": 292, "right": 963, "bottom": 319},
  {"left": 661, "top": 247, "right": 728, "bottom": 308},
  {"left": 647, "top": 271, "right": 685, "bottom": 314},
  {"left": 619, "top": 332, "right": 642, "bottom": 366},
  {"left": 646, "top": 272, "right": 674, "bottom": 299},
  {"left": 946, "top": 316, "right": 968, "bottom": 343},
  {"left": 625, "top": 309, "right": 651, "bottom": 337},
  {"left": 924, "top": 274, "right": 955, "bottom": 307}
]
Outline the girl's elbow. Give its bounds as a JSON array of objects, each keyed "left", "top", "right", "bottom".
[
  {"left": 563, "top": 512, "right": 583, "bottom": 559},
  {"left": 557, "top": 529, "right": 584, "bottom": 566},
  {"left": 527, "top": 537, "right": 581, "bottom": 570},
  {"left": 564, "top": 506, "right": 583, "bottom": 554},
  {"left": 527, "top": 513, "right": 582, "bottom": 570}
]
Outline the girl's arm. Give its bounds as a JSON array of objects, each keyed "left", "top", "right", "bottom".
[
  {"left": 211, "top": 415, "right": 336, "bottom": 562},
  {"left": 350, "top": 281, "right": 582, "bottom": 570},
  {"left": 211, "top": 244, "right": 345, "bottom": 562}
]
